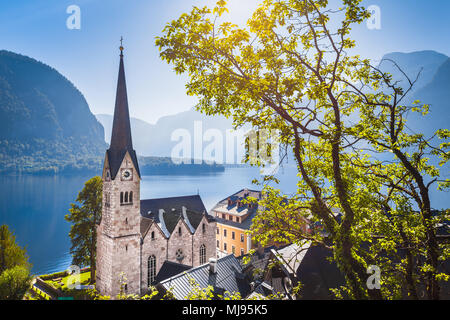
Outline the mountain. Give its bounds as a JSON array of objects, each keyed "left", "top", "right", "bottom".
[
  {"left": 96, "top": 113, "right": 156, "bottom": 157},
  {"left": 0, "top": 50, "right": 223, "bottom": 175},
  {"left": 411, "top": 58, "right": 450, "bottom": 134},
  {"left": 96, "top": 108, "right": 238, "bottom": 159},
  {"left": 0, "top": 50, "right": 107, "bottom": 174},
  {"left": 377, "top": 51, "right": 450, "bottom": 134},
  {"left": 378, "top": 50, "right": 449, "bottom": 95}
]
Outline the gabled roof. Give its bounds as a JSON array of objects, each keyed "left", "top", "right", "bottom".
[
  {"left": 158, "top": 254, "right": 252, "bottom": 299},
  {"left": 212, "top": 188, "right": 262, "bottom": 212},
  {"left": 140, "top": 195, "right": 214, "bottom": 236},
  {"left": 154, "top": 261, "right": 192, "bottom": 284},
  {"left": 238, "top": 246, "right": 275, "bottom": 277},
  {"left": 210, "top": 188, "right": 261, "bottom": 229},
  {"left": 272, "top": 242, "right": 311, "bottom": 276},
  {"left": 107, "top": 51, "right": 140, "bottom": 180},
  {"left": 270, "top": 242, "right": 346, "bottom": 300}
]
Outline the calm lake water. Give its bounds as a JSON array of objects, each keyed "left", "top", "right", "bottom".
[{"left": 0, "top": 166, "right": 298, "bottom": 275}]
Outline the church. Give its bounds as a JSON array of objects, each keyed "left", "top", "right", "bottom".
[{"left": 95, "top": 44, "right": 217, "bottom": 297}]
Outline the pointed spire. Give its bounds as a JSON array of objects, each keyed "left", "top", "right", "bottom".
[
  {"left": 110, "top": 42, "right": 133, "bottom": 151},
  {"left": 107, "top": 39, "right": 140, "bottom": 179}
]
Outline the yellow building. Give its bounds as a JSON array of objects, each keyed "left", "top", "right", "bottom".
[{"left": 211, "top": 188, "right": 262, "bottom": 258}]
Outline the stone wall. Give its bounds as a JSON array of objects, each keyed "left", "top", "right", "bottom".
[
  {"left": 192, "top": 215, "right": 217, "bottom": 266},
  {"left": 167, "top": 219, "right": 193, "bottom": 266},
  {"left": 140, "top": 222, "right": 168, "bottom": 291}
]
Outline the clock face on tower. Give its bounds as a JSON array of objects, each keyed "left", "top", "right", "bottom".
[{"left": 121, "top": 168, "right": 133, "bottom": 181}]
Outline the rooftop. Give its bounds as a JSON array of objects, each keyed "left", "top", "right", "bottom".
[
  {"left": 158, "top": 254, "right": 252, "bottom": 299},
  {"left": 140, "top": 195, "right": 215, "bottom": 237}
]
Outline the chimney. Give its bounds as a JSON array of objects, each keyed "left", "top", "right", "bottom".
[{"left": 209, "top": 258, "right": 217, "bottom": 273}]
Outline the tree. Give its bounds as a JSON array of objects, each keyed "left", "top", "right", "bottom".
[
  {"left": 0, "top": 225, "right": 32, "bottom": 300},
  {"left": 156, "top": 0, "right": 449, "bottom": 299},
  {"left": 0, "top": 266, "right": 32, "bottom": 300},
  {"left": 0, "top": 225, "right": 29, "bottom": 274},
  {"left": 65, "top": 176, "right": 102, "bottom": 284}
]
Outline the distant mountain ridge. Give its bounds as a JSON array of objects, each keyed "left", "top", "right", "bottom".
[
  {"left": 0, "top": 49, "right": 447, "bottom": 175},
  {"left": 0, "top": 50, "right": 224, "bottom": 175},
  {"left": 96, "top": 50, "right": 450, "bottom": 161},
  {"left": 377, "top": 50, "right": 450, "bottom": 135},
  {"left": 0, "top": 50, "right": 107, "bottom": 174},
  {"left": 378, "top": 51, "right": 448, "bottom": 95},
  {"left": 96, "top": 108, "right": 237, "bottom": 158}
]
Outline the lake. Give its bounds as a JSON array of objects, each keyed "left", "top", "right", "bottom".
[{"left": 0, "top": 166, "right": 299, "bottom": 275}]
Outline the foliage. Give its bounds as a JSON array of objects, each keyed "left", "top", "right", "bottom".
[
  {"left": 0, "top": 265, "right": 32, "bottom": 300},
  {"left": 65, "top": 176, "right": 102, "bottom": 284},
  {"left": 0, "top": 225, "right": 32, "bottom": 300},
  {"left": 0, "top": 225, "right": 30, "bottom": 273},
  {"left": 156, "top": 0, "right": 449, "bottom": 299}
]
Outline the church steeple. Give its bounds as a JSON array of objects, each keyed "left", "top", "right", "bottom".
[{"left": 107, "top": 41, "right": 140, "bottom": 179}]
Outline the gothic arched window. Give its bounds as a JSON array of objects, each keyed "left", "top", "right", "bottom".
[
  {"left": 129, "top": 191, "right": 133, "bottom": 203},
  {"left": 120, "top": 192, "right": 124, "bottom": 204},
  {"left": 148, "top": 255, "right": 156, "bottom": 285},
  {"left": 124, "top": 192, "right": 128, "bottom": 203},
  {"left": 199, "top": 244, "right": 206, "bottom": 264}
]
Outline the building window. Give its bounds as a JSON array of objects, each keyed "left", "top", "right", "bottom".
[
  {"left": 151, "top": 231, "right": 155, "bottom": 240},
  {"left": 240, "top": 248, "right": 244, "bottom": 256},
  {"left": 217, "top": 240, "right": 220, "bottom": 248},
  {"left": 202, "top": 223, "right": 206, "bottom": 233},
  {"left": 232, "top": 231, "right": 235, "bottom": 240},
  {"left": 105, "top": 193, "right": 110, "bottom": 207},
  {"left": 229, "top": 215, "right": 233, "bottom": 221},
  {"left": 224, "top": 229, "right": 227, "bottom": 237},
  {"left": 178, "top": 227, "right": 182, "bottom": 236},
  {"left": 176, "top": 249, "right": 184, "bottom": 261},
  {"left": 241, "top": 234, "right": 244, "bottom": 242},
  {"left": 222, "top": 214, "right": 226, "bottom": 219},
  {"left": 236, "top": 217, "right": 240, "bottom": 223},
  {"left": 232, "top": 246, "right": 235, "bottom": 254},
  {"left": 224, "top": 243, "right": 227, "bottom": 251},
  {"left": 200, "top": 244, "right": 206, "bottom": 264},
  {"left": 120, "top": 191, "right": 133, "bottom": 205},
  {"left": 148, "top": 255, "right": 156, "bottom": 285},
  {"left": 216, "top": 228, "right": 219, "bottom": 235}
]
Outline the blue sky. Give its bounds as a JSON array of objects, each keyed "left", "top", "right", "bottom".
[{"left": 1, "top": 0, "right": 449, "bottom": 124}]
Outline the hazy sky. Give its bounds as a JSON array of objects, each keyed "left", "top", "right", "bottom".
[{"left": 1, "top": 0, "right": 449, "bottom": 124}]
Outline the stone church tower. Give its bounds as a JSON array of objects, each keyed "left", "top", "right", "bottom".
[
  {"left": 96, "top": 44, "right": 142, "bottom": 297},
  {"left": 95, "top": 43, "right": 217, "bottom": 299}
]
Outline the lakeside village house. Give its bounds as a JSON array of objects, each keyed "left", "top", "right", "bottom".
[{"left": 95, "top": 44, "right": 273, "bottom": 298}]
